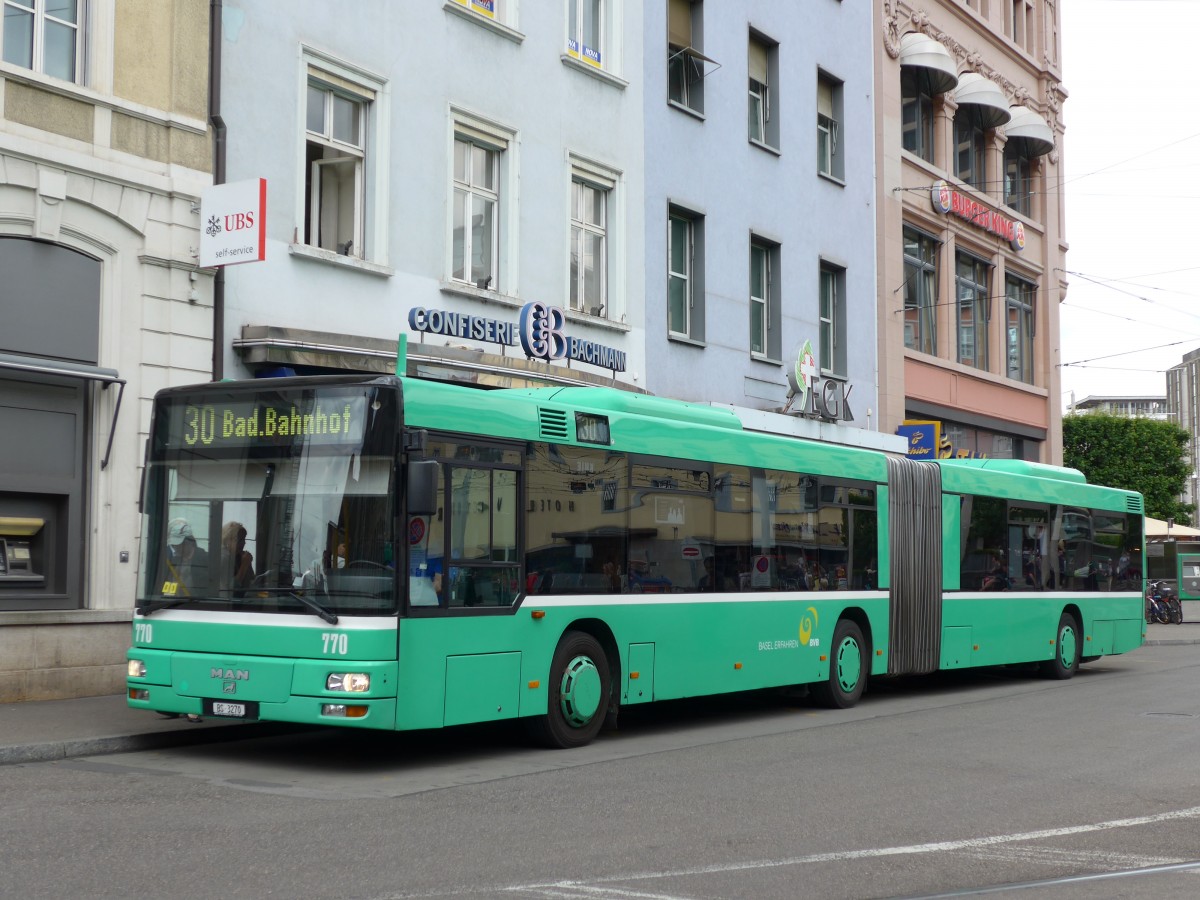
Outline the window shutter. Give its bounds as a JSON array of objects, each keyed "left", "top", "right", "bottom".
[
  {"left": 818, "top": 79, "right": 834, "bottom": 118},
  {"left": 307, "top": 66, "right": 375, "bottom": 101},
  {"left": 749, "top": 39, "right": 768, "bottom": 83},
  {"left": 669, "top": 0, "right": 692, "bottom": 48},
  {"left": 455, "top": 122, "right": 509, "bottom": 151}
]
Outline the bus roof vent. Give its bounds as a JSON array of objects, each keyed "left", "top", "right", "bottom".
[
  {"left": 539, "top": 408, "right": 570, "bottom": 441},
  {"left": 1127, "top": 495, "right": 1144, "bottom": 514}
]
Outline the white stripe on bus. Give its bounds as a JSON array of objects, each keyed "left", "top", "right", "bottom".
[{"left": 132, "top": 610, "right": 397, "bottom": 629}]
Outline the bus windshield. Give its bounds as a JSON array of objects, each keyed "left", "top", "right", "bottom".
[{"left": 137, "top": 380, "right": 400, "bottom": 617}]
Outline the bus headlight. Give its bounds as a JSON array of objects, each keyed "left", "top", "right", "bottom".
[
  {"left": 326, "top": 672, "right": 370, "bottom": 692},
  {"left": 128, "top": 659, "right": 147, "bottom": 678}
]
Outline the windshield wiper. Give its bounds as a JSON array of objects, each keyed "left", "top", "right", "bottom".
[
  {"left": 244, "top": 586, "right": 339, "bottom": 624},
  {"left": 284, "top": 590, "right": 339, "bottom": 624},
  {"left": 136, "top": 598, "right": 192, "bottom": 616}
]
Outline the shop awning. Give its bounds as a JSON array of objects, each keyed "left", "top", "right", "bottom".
[
  {"left": 1004, "top": 105, "right": 1055, "bottom": 157},
  {"left": 1146, "top": 516, "right": 1200, "bottom": 539},
  {"left": 0, "top": 351, "right": 126, "bottom": 470},
  {"left": 898, "top": 32, "right": 959, "bottom": 95},
  {"left": 953, "top": 72, "right": 1011, "bottom": 129}
]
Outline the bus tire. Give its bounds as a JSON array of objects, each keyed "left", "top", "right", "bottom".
[
  {"left": 527, "top": 630, "right": 611, "bottom": 749},
  {"left": 1041, "top": 611, "right": 1081, "bottom": 680},
  {"left": 811, "top": 619, "right": 868, "bottom": 709}
]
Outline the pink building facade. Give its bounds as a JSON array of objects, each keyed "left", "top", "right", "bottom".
[{"left": 875, "top": 1, "right": 1066, "bottom": 463}]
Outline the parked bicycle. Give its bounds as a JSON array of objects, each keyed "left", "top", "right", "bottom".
[{"left": 1145, "top": 580, "right": 1182, "bottom": 624}]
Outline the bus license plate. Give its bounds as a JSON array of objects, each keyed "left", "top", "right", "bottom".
[{"left": 202, "top": 698, "right": 259, "bottom": 719}]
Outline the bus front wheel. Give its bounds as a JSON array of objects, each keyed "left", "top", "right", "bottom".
[
  {"left": 527, "top": 630, "right": 611, "bottom": 749},
  {"left": 1041, "top": 611, "right": 1081, "bottom": 680},
  {"left": 811, "top": 619, "right": 868, "bottom": 709}
]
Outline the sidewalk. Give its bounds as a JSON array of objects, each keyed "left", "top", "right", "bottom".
[
  {"left": 0, "top": 693, "right": 306, "bottom": 766},
  {"left": 1142, "top": 599, "right": 1200, "bottom": 645},
  {"left": 2, "top": 612, "right": 1197, "bottom": 768}
]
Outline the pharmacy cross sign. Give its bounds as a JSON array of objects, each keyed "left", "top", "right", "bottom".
[
  {"left": 796, "top": 339, "right": 818, "bottom": 412},
  {"left": 785, "top": 338, "right": 856, "bottom": 423}
]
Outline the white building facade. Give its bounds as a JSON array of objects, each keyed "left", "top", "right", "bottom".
[
  {"left": 218, "top": 1, "right": 647, "bottom": 391},
  {"left": 1167, "top": 351, "right": 1200, "bottom": 512}
]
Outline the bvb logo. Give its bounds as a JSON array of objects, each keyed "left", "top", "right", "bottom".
[{"left": 798, "top": 606, "right": 818, "bottom": 645}]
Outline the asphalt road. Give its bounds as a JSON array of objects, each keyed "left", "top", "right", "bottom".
[{"left": 3, "top": 644, "right": 1199, "bottom": 900}]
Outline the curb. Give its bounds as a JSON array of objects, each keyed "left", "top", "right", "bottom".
[{"left": 0, "top": 721, "right": 310, "bottom": 767}]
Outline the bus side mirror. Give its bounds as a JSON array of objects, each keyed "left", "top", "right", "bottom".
[{"left": 406, "top": 460, "right": 439, "bottom": 516}]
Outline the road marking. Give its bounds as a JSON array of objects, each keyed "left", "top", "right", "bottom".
[
  {"left": 507, "top": 806, "right": 1200, "bottom": 896},
  {"left": 893, "top": 859, "right": 1200, "bottom": 898},
  {"left": 375, "top": 806, "right": 1200, "bottom": 899},
  {"left": 960, "top": 845, "right": 1183, "bottom": 869},
  {"left": 513, "top": 887, "right": 696, "bottom": 899}
]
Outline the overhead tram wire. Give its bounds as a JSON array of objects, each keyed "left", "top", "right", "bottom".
[
  {"left": 891, "top": 130, "right": 1200, "bottom": 200},
  {"left": 1060, "top": 339, "right": 1200, "bottom": 370},
  {"left": 1060, "top": 303, "right": 1200, "bottom": 338}
]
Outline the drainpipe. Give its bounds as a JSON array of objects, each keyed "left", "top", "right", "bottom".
[{"left": 209, "top": 0, "right": 226, "bottom": 380}]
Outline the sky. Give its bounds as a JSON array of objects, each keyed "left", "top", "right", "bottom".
[{"left": 1058, "top": 0, "right": 1200, "bottom": 410}]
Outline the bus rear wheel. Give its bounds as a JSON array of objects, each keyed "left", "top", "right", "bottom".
[
  {"left": 527, "top": 630, "right": 611, "bottom": 749},
  {"left": 1041, "top": 611, "right": 1081, "bottom": 680},
  {"left": 811, "top": 619, "right": 868, "bottom": 709}
]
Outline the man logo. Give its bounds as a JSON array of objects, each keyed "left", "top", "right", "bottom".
[{"left": 211, "top": 668, "right": 250, "bottom": 681}]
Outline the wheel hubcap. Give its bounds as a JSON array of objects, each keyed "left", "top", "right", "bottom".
[
  {"left": 559, "top": 655, "right": 602, "bottom": 727},
  {"left": 1059, "top": 626, "right": 1077, "bottom": 667},
  {"left": 835, "top": 637, "right": 862, "bottom": 693}
]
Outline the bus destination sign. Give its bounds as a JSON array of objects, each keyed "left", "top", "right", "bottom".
[{"left": 163, "top": 395, "right": 368, "bottom": 449}]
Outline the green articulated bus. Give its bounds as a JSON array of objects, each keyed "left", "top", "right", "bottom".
[{"left": 128, "top": 370, "right": 1146, "bottom": 748}]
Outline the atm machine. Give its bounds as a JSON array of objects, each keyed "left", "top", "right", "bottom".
[{"left": 0, "top": 517, "right": 45, "bottom": 587}]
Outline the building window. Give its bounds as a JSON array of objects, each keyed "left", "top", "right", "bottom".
[
  {"left": 955, "top": 106, "right": 988, "bottom": 192},
  {"left": 447, "top": 0, "right": 511, "bottom": 27},
  {"left": 901, "top": 67, "right": 936, "bottom": 163},
  {"left": 450, "top": 111, "right": 515, "bottom": 292},
  {"left": 1006, "top": 274, "right": 1035, "bottom": 383},
  {"left": 567, "top": 0, "right": 604, "bottom": 69},
  {"left": 1004, "top": 148, "right": 1033, "bottom": 216},
  {"left": 817, "top": 73, "right": 843, "bottom": 180},
  {"left": 667, "top": 0, "right": 705, "bottom": 113},
  {"left": 748, "top": 34, "right": 778, "bottom": 149},
  {"left": 903, "top": 227, "right": 939, "bottom": 355},
  {"left": 570, "top": 159, "right": 619, "bottom": 319},
  {"left": 1044, "top": 0, "right": 1058, "bottom": 67},
  {"left": 820, "top": 263, "right": 846, "bottom": 376},
  {"left": 749, "top": 237, "right": 780, "bottom": 359},
  {"left": 304, "top": 78, "right": 371, "bottom": 257},
  {"left": 2, "top": 0, "right": 83, "bottom": 82},
  {"left": 1007, "top": 0, "right": 1035, "bottom": 53},
  {"left": 750, "top": 242, "right": 768, "bottom": 355},
  {"left": 668, "top": 207, "right": 704, "bottom": 341},
  {"left": 452, "top": 136, "right": 500, "bottom": 290},
  {"left": 955, "top": 253, "right": 990, "bottom": 370}
]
